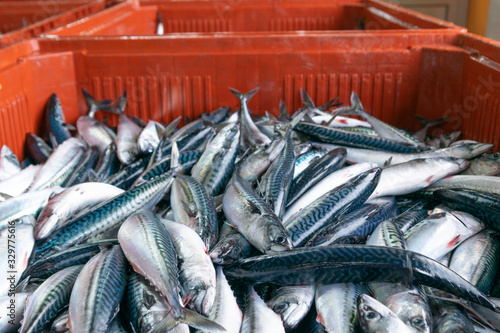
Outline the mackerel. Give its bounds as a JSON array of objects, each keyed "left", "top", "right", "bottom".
[
  {"left": 238, "top": 139, "right": 285, "bottom": 183},
  {"left": 314, "top": 142, "right": 493, "bottom": 167},
  {"left": 28, "top": 137, "right": 87, "bottom": 191},
  {"left": 192, "top": 122, "right": 240, "bottom": 196},
  {"left": 224, "top": 244, "right": 500, "bottom": 312},
  {"left": 357, "top": 294, "right": 413, "bottom": 333},
  {"left": 115, "top": 111, "right": 142, "bottom": 165},
  {"left": 94, "top": 143, "right": 121, "bottom": 181},
  {"left": 424, "top": 175, "right": 500, "bottom": 195},
  {"left": 45, "top": 93, "right": 72, "bottom": 146},
  {"left": 296, "top": 122, "right": 424, "bottom": 153},
  {"left": 76, "top": 116, "right": 116, "bottom": 154},
  {"left": 259, "top": 129, "right": 295, "bottom": 218},
  {"left": 34, "top": 166, "right": 175, "bottom": 260},
  {"left": 23, "top": 239, "right": 118, "bottom": 281},
  {"left": 0, "top": 165, "right": 41, "bottom": 197},
  {"left": 287, "top": 147, "right": 347, "bottom": 208},
  {"left": 68, "top": 245, "right": 127, "bottom": 333},
  {"left": 293, "top": 149, "right": 326, "bottom": 179},
  {"left": 117, "top": 210, "right": 225, "bottom": 332},
  {"left": 315, "top": 283, "right": 366, "bottom": 333},
  {"left": 223, "top": 172, "right": 292, "bottom": 253},
  {"left": 283, "top": 162, "right": 377, "bottom": 223},
  {"left": 196, "top": 266, "right": 243, "bottom": 333},
  {"left": 267, "top": 285, "right": 315, "bottom": 329},
  {"left": 36, "top": 182, "right": 124, "bottom": 240},
  {"left": 62, "top": 145, "right": 100, "bottom": 187},
  {"left": 241, "top": 288, "right": 285, "bottom": 333},
  {"left": 369, "top": 158, "right": 469, "bottom": 199},
  {"left": 285, "top": 168, "right": 381, "bottom": 247},
  {"left": 170, "top": 175, "right": 218, "bottom": 250},
  {"left": 20, "top": 265, "right": 83, "bottom": 333},
  {"left": 25, "top": 132, "right": 52, "bottom": 163}
]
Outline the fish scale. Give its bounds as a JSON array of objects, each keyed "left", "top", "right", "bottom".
[
  {"left": 286, "top": 168, "right": 381, "bottom": 247},
  {"left": 69, "top": 245, "right": 127, "bottom": 333},
  {"left": 34, "top": 170, "right": 175, "bottom": 260},
  {"left": 296, "top": 122, "right": 424, "bottom": 153},
  {"left": 20, "top": 265, "right": 83, "bottom": 333},
  {"left": 225, "top": 245, "right": 499, "bottom": 312}
]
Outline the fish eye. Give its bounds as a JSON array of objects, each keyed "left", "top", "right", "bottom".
[
  {"left": 275, "top": 235, "right": 287, "bottom": 244},
  {"left": 274, "top": 303, "right": 288, "bottom": 312},
  {"left": 410, "top": 316, "right": 425, "bottom": 329},
  {"left": 493, "top": 153, "right": 499, "bottom": 158},
  {"left": 366, "top": 311, "right": 379, "bottom": 320}
]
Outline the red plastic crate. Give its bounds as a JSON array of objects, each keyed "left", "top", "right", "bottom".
[
  {"left": 0, "top": 0, "right": 119, "bottom": 48},
  {"left": 44, "top": 0, "right": 465, "bottom": 37},
  {"left": 1, "top": 31, "right": 499, "bottom": 159}
]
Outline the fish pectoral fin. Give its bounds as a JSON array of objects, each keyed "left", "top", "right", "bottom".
[
  {"left": 180, "top": 307, "right": 227, "bottom": 332},
  {"left": 181, "top": 200, "right": 198, "bottom": 219},
  {"left": 247, "top": 199, "right": 263, "bottom": 215}
]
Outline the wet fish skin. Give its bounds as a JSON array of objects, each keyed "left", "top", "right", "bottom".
[
  {"left": 369, "top": 157, "right": 469, "bottom": 199},
  {"left": 306, "top": 197, "right": 396, "bottom": 247},
  {"left": 449, "top": 230, "right": 500, "bottom": 294},
  {"left": 118, "top": 211, "right": 225, "bottom": 332},
  {"left": 51, "top": 310, "right": 69, "bottom": 333},
  {"left": 23, "top": 239, "right": 118, "bottom": 281},
  {"left": 283, "top": 162, "right": 377, "bottom": 223},
  {"left": 94, "top": 142, "right": 121, "bottom": 181},
  {"left": 20, "top": 265, "right": 83, "bottom": 333},
  {"left": 287, "top": 148, "right": 346, "bottom": 207},
  {"left": 25, "top": 132, "right": 53, "bottom": 163},
  {"left": 241, "top": 288, "right": 285, "bottom": 333},
  {"left": 314, "top": 142, "right": 493, "bottom": 167},
  {"left": 192, "top": 122, "right": 240, "bottom": 196},
  {"left": 77, "top": 116, "right": 116, "bottom": 154},
  {"left": 357, "top": 294, "right": 413, "bottom": 333},
  {"left": 224, "top": 244, "right": 500, "bottom": 312},
  {"left": 34, "top": 168, "right": 175, "bottom": 260},
  {"left": 0, "top": 291, "right": 30, "bottom": 332},
  {"left": 392, "top": 203, "right": 429, "bottom": 235},
  {"left": 62, "top": 145, "right": 100, "bottom": 187},
  {"left": 68, "top": 245, "right": 127, "bottom": 333},
  {"left": 138, "top": 120, "right": 164, "bottom": 154},
  {"left": 28, "top": 137, "right": 87, "bottom": 191},
  {"left": 296, "top": 121, "right": 425, "bottom": 153},
  {"left": 196, "top": 266, "right": 243, "bottom": 333},
  {"left": 162, "top": 219, "right": 216, "bottom": 316},
  {"left": 267, "top": 285, "right": 315, "bottom": 329},
  {"left": 36, "top": 182, "right": 124, "bottom": 240},
  {"left": 260, "top": 129, "right": 296, "bottom": 218},
  {"left": 432, "top": 307, "right": 475, "bottom": 333},
  {"left": 170, "top": 174, "right": 218, "bottom": 250},
  {"left": 404, "top": 211, "right": 484, "bottom": 260},
  {"left": 285, "top": 168, "right": 381, "bottom": 247},
  {"left": 116, "top": 111, "right": 143, "bottom": 165},
  {"left": 238, "top": 139, "right": 285, "bottom": 183},
  {"left": 45, "top": 94, "right": 72, "bottom": 146},
  {"left": 223, "top": 172, "right": 292, "bottom": 253},
  {"left": 293, "top": 149, "right": 326, "bottom": 179},
  {"left": 433, "top": 189, "right": 500, "bottom": 232},
  {"left": 424, "top": 175, "right": 500, "bottom": 196},
  {"left": 209, "top": 229, "right": 254, "bottom": 265},
  {"left": 315, "top": 283, "right": 366, "bottom": 333}
]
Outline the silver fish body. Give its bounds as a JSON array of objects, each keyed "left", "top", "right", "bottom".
[
  {"left": 77, "top": 116, "right": 116, "bottom": 153},
  {"left": 405, "top": 211, "right": 484, "bottom": 260},
  {"left": 0, "top": 165, "right": 41, "bottom": 197},
  {"left": 196, "top": 266, "right": 243, "bottom": 333},
  {"left": 223, "top": 172, "right": 292, "bottom": 253},
  {"left": 116, "top": 113, "right": 142, "bottom": 165},
  {"left": 170, "top": 175, "right": 218, "bottom": 250},
  {"left": 29, "top": 137, "right": 87, "bottom": 191},
  {"left": 369, "top": 158, "right": 469, "bottom": 199},
  {"left": 315, "top": 283, "right": 366, "bottom": 333},
  {"left": 68, "top": 245, "right": 127, "bottom": 333},
  {"left": 0, "top": 291, "right": 30, "bottom": 332},
  {"left": 20, "top": 265, "right": 83, "bottom": 333},
  {"left": 162, "top": 219, "right": 216, "bottom": 316},
  {"left": 138, "top": 120, "right": 164, "bottom": 154},
  {"left": 0, "top": 216, "right": 35, "bottom": 297},
  {"left": 0, "top": 145, "right": 21, "bottom": 181},
  {"left": 424, "top": 175, "right": 500, "bottom": 196},
  {"left": 357, "top": 294, "right": 413, "bottom": 333},
  {"left": 36, "top": 182, "right": 124, "bottom": 240},
  {"left": 267, "top": 285, "right": 315, "bottom": 329},
  {"left": 240, "top": 288, "right": 285, "bottom": 333}
]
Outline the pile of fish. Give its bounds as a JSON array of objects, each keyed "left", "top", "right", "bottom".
[{"left": 0, "top": 86, "right": 500, "bottom": 333}]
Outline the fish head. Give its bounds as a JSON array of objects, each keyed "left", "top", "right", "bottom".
[
  {"left": 209, "top": 238, "right": 242, "bottom": 265},
  {"left": 265, "top": 221, "right": 293, "bottom": 252},
  {"left": 432, "top": 308, "right": 475, "bottom": 333},
  {"left": 357, "top": 294, "right": 390, "bottom": 332},
  {"left": 267, "top": 290, "right": 312, "bottom": 329},
  {"left": 385, "top": 291, "right": 432, "bottom": 333}
]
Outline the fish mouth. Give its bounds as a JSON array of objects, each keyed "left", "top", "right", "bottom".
[{"left": 472, "top": 143, "right": 494, "bottom": 156}]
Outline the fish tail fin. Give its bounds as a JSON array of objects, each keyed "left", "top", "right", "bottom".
[
  {"left": 415, "top": 115, "right": 448, "bottom": 128},
  {"left": 279, "top": 100, "right": 289, "bottom": 120},
  {"left": 319, "top": 96, "right": 342, "bottom": 111},
  {"left": 101, "top": 90, "right": 127, "bottom": 114},
  {"left": 229, "top": 87, "right": 260, "bottom": 103},
  {"left": 300, "top": 89, "right": 316, "bottom": 110},
  {"left": 151, "top": 308, "right": 226, "bottom": 333},
  {"left": 81, "top": 88, "right": 99, "bottom": 117},
  {"left": 349, "top": 91, "right": 367, "bottom": 116}
]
